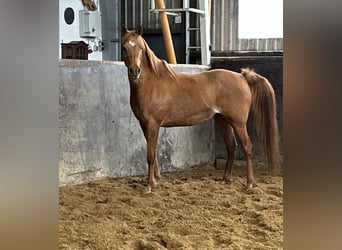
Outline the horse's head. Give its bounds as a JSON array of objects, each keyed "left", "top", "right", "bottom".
[{"left": 121, "top": 25, "right": 145, "bottom": 81}]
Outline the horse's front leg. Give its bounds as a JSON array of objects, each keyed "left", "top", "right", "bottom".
[{"left": 142, "top": 122, "right": 160, "bottom": 193}]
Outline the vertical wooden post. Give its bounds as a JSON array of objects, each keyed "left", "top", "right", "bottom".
[{"left": 155, "top": 0, "right": 177, "bottom": 64}]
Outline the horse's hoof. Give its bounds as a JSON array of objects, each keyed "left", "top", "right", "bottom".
[
  {"left": 151, "top": 180, "right": 158, "bottom": 188},
  {"left": 224, "top": 178, "right": 233, "bottom": 184},
  {"left": 143, "top": 186, "right": 152, "bottom": 194},
  {"left": 246, "top": 182, "right": 256, "bottom": 189},
  {"left": 155, "top": 174, "right": 161, "bottom": 181}
]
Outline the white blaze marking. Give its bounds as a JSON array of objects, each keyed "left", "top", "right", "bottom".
[
  {"left": 212, "top": 108, "right": 220, "bottom": 114},
  {"left": 128, "top": 40, "right": 136, "bottom": 47}
]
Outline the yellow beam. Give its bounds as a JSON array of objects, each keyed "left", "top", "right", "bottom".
[{"left": 155, "top": 0, "right": 177, "bottom": 64}]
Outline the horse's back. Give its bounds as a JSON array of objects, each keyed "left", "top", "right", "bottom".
[
  {"left": 197, "top": 69, "right": 251, "bottom": 96},
  {"left": 205, "top": 69, "right": 245, "bottom": 84},
  {"left": 173, "top": 68, "right": 251, "bottom": 102}
]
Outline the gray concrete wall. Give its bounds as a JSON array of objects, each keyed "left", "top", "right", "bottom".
[{"left": 59, "top": 60, "right": 214, "bottom": 185}]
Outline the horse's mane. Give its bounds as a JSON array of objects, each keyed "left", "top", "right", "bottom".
[{"left": 142, "top": 39, "right": 177, "bottom": 80}]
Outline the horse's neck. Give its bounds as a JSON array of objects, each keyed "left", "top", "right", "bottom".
[
  {"left": 141, "top": 44, "right": 177, "bottom": 80},
  {"left": 146, "top": 57, "right": 176, "bottom": 80}
]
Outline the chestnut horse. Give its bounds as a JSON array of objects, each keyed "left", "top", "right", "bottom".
[{"left": 121, "top": 25, "right": 279, "bottom": 193}]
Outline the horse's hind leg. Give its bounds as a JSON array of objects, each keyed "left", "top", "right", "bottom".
[
  {"left": 216, "top": 115, "right": 237, "bottom": 183},
  {"left": 232, "top": 123, "right": 255, "bottom": 188}
]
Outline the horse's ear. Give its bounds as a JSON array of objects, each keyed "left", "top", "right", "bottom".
[
  {"left": 121, "top": 25, "right": 128, "bottom": 36},
  {"left": 135, "top": 25, "right": 143, "bottom": 36}
]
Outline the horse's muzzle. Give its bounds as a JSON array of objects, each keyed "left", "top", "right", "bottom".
[{"left": 128, "top": 67, "right": 141, "bottom": 79}]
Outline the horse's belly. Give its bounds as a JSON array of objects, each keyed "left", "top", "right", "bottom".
[{"left": 160, "top": 108, "right": 216, "bottom": 127}]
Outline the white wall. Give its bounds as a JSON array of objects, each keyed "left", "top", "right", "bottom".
[{"left": 59, "top": 0, "right": 103, "bottom": 60}]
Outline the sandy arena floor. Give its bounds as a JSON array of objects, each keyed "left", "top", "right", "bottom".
[{"left": 59, "top": 160, "right": 283, "bottom": 249}]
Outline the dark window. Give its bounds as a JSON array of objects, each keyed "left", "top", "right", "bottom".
[
  {"left": 76, "top": 47, "right": 86, "bottom": 59},
  {"left": 62, "top": 42, "right": 88, "bottom": 60},
  {"left": 64, "top": 7, "right": 75, "bottom": 25},
  {"left": 65, "top": 46, "right": 73, "bottom": 59}
]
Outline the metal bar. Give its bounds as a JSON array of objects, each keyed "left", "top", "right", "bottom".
[
  {"left": 124, "top": 0, "right": 127, "bottom": 26},
  {"left": 208, "top": 0, "right": 212, "bottom": 26},
  {"left": 150, "top": 8, "right": 205, "bottom": 15},
  {"left": 183, "top": 0, "right": 190, "bottom": 64},
  {"left": 139, "top": 0, "right": 143, "bottom": 28},
  {"left": 154, "top": 11, "right": 179, "bottom": 17},
  {"left": 199, "top": 0, "right": 211, "bottom": 65},
  {"left": 132, "top": 0, "right": 135, "bottom": 29}
]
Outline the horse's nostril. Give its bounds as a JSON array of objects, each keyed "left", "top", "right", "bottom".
[{"left": 128, "top": 67, "right": 140, "bottom": 78}]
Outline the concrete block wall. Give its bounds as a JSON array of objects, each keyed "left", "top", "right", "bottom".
[{"left": 59, "top": 60, "right": 214, "bottom": 185}]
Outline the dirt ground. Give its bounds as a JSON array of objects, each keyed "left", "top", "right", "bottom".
[{"left": 59, "top": 160, "right": 283, "bottom": 250}]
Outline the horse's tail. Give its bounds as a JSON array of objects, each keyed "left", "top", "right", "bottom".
[{"left": 241, "top": 68, "right": 280, "bottom": 171}]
